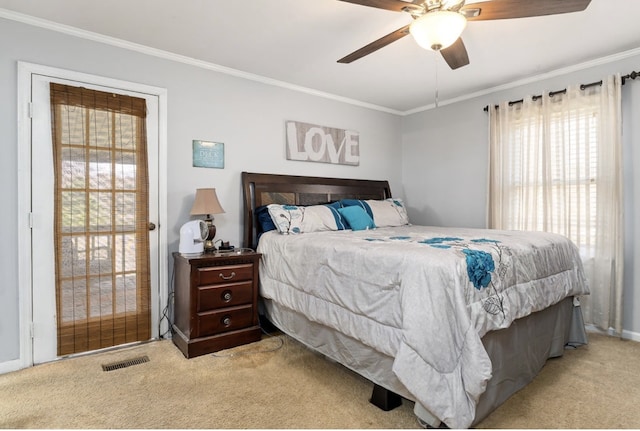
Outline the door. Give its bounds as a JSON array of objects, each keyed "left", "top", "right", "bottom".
[{"left": 31, "top": 73, "right": 160, "bottom": 363}]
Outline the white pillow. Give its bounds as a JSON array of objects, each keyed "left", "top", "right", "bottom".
[
  {"left": 267, "top": 204, "right": 343, "bottom": 234},
  {"left": 365, "top": 198, "right": 410, "bottom": 227}
]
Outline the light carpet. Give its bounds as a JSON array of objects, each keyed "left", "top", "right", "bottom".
[{"left": 0, "top": 332, "right": 638, "bottom": 428}]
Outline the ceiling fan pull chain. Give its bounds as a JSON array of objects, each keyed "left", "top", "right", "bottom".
[{"left": 435, "top": 54, "right": 439, "bottom": 108}]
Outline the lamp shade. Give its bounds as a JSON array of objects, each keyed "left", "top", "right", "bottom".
[
  {"left": 190, "top": 188, "right": 225, "bottom": 217},
  {"left": 409, "top": 11, "right": 467, "bottom": 51}
]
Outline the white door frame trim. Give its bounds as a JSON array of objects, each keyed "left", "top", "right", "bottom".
[{"left": 15, "top": 61, "right": 168, "bottom": 371}]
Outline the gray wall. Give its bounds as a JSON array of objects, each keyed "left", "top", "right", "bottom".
[
  {"left": 402, "top": 53, "right": 640, "bottom": 337},
  {"left": 0, "top": 17, "right": 402, "bottom": 365},
  {"left": 1, "top": 13, "right": 638, "bottom": 370}
]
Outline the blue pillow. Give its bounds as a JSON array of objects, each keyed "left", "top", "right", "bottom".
[
  {"left": 325, "top": 201, "right": 342, "bottom": 210},
  {"left": 255, "top": 205, "right": 276, "bottom": 233},
  {"left": 339, "top": 199, "right": 374, "bottom": 220},
  {"left": 338, "top": 206, "right": 376, "bottom": 231},
  {"left": 324, "top": 202, "right": 348, "bottom": 230}
]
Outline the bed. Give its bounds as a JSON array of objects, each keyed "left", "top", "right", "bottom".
[{"left": 241, "top": 171, "right": 589, "bottom": 429}]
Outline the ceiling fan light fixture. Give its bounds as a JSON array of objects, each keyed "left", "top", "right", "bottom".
[{"left": 409, "top": 11, "right": 467, "bottom": 51}]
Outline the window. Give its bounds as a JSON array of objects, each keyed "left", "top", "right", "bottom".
[
  {"left": 488, "top": 75, "right": 624, "bottom": 333},
  {"left": 502, "top": 104, "right": 599, "bottom": 257}
]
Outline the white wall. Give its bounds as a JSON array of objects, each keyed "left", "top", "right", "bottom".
[
  {"left": 0, "top": 17, "right": 402, "bottom": 366},
  {"left": 402, "top": 53, "right": 640, "bottom": 337}
]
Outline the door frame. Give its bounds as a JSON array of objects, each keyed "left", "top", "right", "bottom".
[{"left": 16, "top": 61, "right": 168, "bottom": 369}]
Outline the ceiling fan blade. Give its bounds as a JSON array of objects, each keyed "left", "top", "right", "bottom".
[
  {"left": 462, "top": 0, "right": 591, "bottom": 21},
  {"left": 440, "top": 37, "right": 469, "bottom": 70},
  {"left": 338, "top": 25, "right": 410, "bottom": 63},
  {"left": 337, "top": 0, "right": 418, "bottom": 12}
]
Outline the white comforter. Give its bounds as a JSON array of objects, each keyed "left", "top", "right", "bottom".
[{"left": 257, "top": 225, "right": 589, "bottom": 428}]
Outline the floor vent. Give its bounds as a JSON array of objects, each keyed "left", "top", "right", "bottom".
[{"left": 102, "top": 355, "right": 149, "bottom": 372}]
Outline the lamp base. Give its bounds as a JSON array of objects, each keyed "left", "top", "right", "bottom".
[{"left": 204, "top": 219, "right": 217, "bottom": 253}]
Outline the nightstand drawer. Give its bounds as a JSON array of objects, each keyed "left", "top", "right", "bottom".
[
  {"left": 197, "top": 263, "right": 253, "bottom": 286},
  {"left": 196, "top": 305, "right": 255, "bottom": 337},
  {"left": 197, "top": 281, "right": 253, "bottom": 311}
]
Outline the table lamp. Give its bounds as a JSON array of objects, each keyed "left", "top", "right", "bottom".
[{"left": 190, "top": 188, "right": 225, "bottom": 252}]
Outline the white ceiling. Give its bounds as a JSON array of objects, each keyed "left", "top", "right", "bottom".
[{"left": 1, "top": 0, "right": 640, "bottom": 113}]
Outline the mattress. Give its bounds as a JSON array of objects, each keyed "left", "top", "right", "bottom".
[{"left": 257, "top": 225, "right": 589, "bottom": 428}]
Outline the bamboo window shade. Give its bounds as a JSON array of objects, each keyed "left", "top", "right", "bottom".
[{"left": 50, "top": 83, "right": 151, "bottom": 356}]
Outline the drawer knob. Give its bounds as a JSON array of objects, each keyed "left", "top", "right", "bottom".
[
  {"left": 222, "top": 316, "right": 232, "bottom": 327},
  {"left": 222, "top": 291, "right": 232, "bottom": 302},
  {"left": 219, "top": 271, "right": 236, "bottom": 281}
]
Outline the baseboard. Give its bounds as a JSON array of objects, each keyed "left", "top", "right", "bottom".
[
  {"left": 622, "top": 329, "right": 640, "bottom": 342},
  {"left": 0, "top": 358, "right": 27, "bottom": 375},
  {"left": 586, "top": 324, "right": 640, "bottom": 342}
]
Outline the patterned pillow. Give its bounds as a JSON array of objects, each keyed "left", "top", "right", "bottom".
[
  {"left": 365, "top": 198, "right": 410, "bottom": 227},
  {"left": 340, "top": 198, "right": 409, "bottom": 227},
  {"left": 267, "top": 204, "right": 347, "bottom": 234}
]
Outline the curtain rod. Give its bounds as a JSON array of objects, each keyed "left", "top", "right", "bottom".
[{"left": 483, "top": 70, "right": 640, "bottom": 112}]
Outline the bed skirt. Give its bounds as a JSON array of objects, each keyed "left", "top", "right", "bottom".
[{"left": 261, "top": 296, "right": 587, "bottom": 427}]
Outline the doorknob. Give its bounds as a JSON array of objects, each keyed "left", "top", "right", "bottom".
[{"left": 148, "top": 222, "right": 157, "bottom": 231}]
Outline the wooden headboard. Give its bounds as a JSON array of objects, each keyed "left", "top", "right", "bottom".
[{"left": 241, "top": 172, "right": 392, "bottom": 249}]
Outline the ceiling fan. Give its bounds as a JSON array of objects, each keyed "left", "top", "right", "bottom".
[{"left": 337, "top": 0, "right": 592, "bottom": 70}]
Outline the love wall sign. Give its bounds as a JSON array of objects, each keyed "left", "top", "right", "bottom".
[{"left": 285, "top": 120, "right": 360, "bottom": 166}]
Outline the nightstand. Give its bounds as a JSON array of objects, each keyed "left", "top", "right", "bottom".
[{"left": 171, "top": 250, "right": 262, "bottom": 358}]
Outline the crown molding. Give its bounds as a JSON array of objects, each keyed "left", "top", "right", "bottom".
[
  {"left": 2, "top": 8, "right": 639, "bottom": 117},
  {"left": 404, "top": 46, "right": 640, "bottom": 116},
  {"left": 0, "top": 8, "right": 403, "bottom": 116}
]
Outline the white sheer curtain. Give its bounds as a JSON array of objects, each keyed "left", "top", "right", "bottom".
[{"left": 488, "top": 74, "right": 624, "bottom": 334}]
